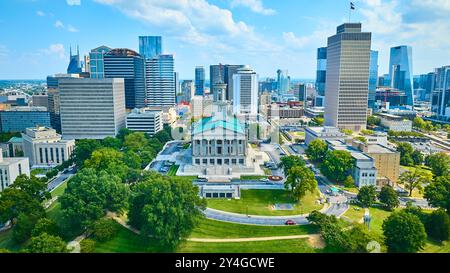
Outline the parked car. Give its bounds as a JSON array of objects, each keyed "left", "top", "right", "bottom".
[{"left": 285, "top": 220, "right": 296, "bottom": 225}]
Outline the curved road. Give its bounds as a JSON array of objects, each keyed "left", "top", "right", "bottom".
[{"left": 202, "top": 178, "right": 349, "bottom": 226}]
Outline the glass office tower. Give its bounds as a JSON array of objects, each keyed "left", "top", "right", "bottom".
[
  {"left": 315, "top": 47, "right": 327, "bottom": 107},
  {"left": 146, "top": 54, "right": 176, "bottom": 107},
  {"left": 195, "top": 66, "right": 205, "bottom": 96},
  {"left": 368, "top": 50, "right": 379, "bottom": 109},
  {"left": 388, "top": 45, "right": 414, "bottom": 106},
  {"left": 89, "top": 46, "right": 112, "bottom": 79},
  {"left": 139, "top": 36, "right": 162, "bottom": 60}
]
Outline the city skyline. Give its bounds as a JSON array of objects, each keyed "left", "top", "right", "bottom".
[{"left": 1, "top": 0, "right": 449, "bottom": 80}]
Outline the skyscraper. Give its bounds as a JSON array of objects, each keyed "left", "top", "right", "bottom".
[
  {"left": 296, "top": 84, "right": 306, "bottom": 103},
  {"left": 224, "top": 65, "right": 244, "bottom": 101},
  {"left": 89, "top": 46, "right": 112, "bottom": 79},
  {"left": 104, "top": 48, "right": 146, "bottom": 109},
  {"left": 277, "top": 69, "right": 290, "bottom": 96},
  {"left": 146, "top": 54, "right": 176, "bottom": 107},
  {"left": 233, "top": 66, "right": 258, "bottom": 116},
  {"left": 210, "top": 65, "right": 226, "bottom": 91},
  {"left": 139, "top": 36, "right": 162, "bottom": 60},
  {"left": 431, "top": 65, "right": 450, "bottom": 118},
  {"left": 181, "top": 80, "right": 194, "bottom": 103},
  {"left": 315, "top": 47, "right": 327, "bottom": 107},
  {"left": 368, "top": 50, "right": 379, "bottom": 110},
  {"left": 388, "top": 45, "right": 414, "bottom": 106},
  {"left": 195, "top": 66, "right": 205, "bottom": 96},
  {"left": 59, "top": 78, "right": 126, "bottom": 139},
  {"left": 324, "top": 23, "right": 372, "bottom": 131},
  {"left": 67, "top": 45, "right": 82, "bottom": 74}
]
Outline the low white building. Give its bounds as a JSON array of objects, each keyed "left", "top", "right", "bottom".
[
  {"left": 0, "top": 149, "right": 30, "bottom": 192},
  {"left": 378, "top": 113, "right": 412, "bottom": 132},
  {"left": 305, "top": 126, "right": 347, "bottom": 145},
  {"left": 22, "top": 126, "right": 75, "bottom": 168},
  {"left": 327, "top": 140, "right": 377, "bottom": 188},
  {"left": 126, "top": 109, "right": 163, "bottom": 136}
]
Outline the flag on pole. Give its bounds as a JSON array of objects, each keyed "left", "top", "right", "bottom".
[{"left": 350, "top": 2, "right": 355, "bottom": 10}]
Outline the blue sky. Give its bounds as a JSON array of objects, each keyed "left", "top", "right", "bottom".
[{"left": 0, "top": 0, "right": 449, "bottom": 80}]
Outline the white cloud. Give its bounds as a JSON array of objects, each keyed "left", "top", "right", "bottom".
[
  {"left": 230, "top": 0, "right": 276, "bottom": 15},
  {"left": 55, "top": 20, "right": 64, "bottom": 28},
  {"left": 67, "top": 25, "right": 79, "bottom": 32},
  {"left": 66, "top": 0, "right": 81, "bottom": 5},
  {"left": 93, "top": 0, "right": 279, "bottom": 54},
  {"left": 55, "top": 20, "right": 80, "bottom": 32},
  {"left": 43, "top": 44, "right": 66, "bottom": 59},
  {"left": 36, "top": 10, "right": 46, "bottom": 17}
]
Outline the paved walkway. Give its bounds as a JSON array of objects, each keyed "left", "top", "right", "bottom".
[{"left": 67, "top": 234, "right": 87, "bottom": 253}]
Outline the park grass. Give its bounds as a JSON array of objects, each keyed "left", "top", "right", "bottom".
[
  {"left": 342, "top": 204, "right": 393, "bottom": 237},
  {"left": 240, "top": 175, "right": 268, "bottom": 180},
  {"left": 30, "top": 168, "right": 48, "bottom": 176},
  {"left": 190, "top": 218, "right": 318, "bottom": 239},
  {"left": 167, "top": 165, "right": 179, "bottom": 176},
  {"left": 422, "top": 239, "right": 450, "bottom": 253},
  {"left": 400, "top": 165, "right": 433, "bottom": 198},
  {"left": 207, "top": 189, "right": 322, "bottom": 216},
  {"left": 178, "top": 238, "right": 318, "bottom": 253},
  {"left": 51, "top": 180, "right": 68, "bottom": 198}
]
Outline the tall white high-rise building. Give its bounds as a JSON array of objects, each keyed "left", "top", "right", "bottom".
[
  {"left": 146, "top": 54, "right": 176, "bottom": 108},
  {"left": 59, "top": 78, "right": 126, "bottom": 139},
  {"left": 324, "top": 23, "right": 372, "bottom": 131},
  {"left": 232, "top": 66, "right": 258, "bottom": 116}
]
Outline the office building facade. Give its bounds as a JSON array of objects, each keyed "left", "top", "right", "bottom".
[
  {"left": 431, "top": 65, "right": 450, "bottom": 118},
  {"left": 324, "top": 23, "right": 372, "bottom": 131},
  {"left": 195, "top": 66, "right": 205, "bottom": 96},
  {"left": 0, "top": 149, "right": 30, "bottom": 192},
  {"left": 59, "top": 78, "right": 126, "bottom": 139},
  {"left": 368, "top": 50, "right": 379, "bottom": 109},
  {"left": 89, "top": 46, "right": 112, "bottom": 79},
  {"left": 126, "top": 108, "right": 163, "bottom": 136},
  {"left": 139, "top": 36, "right": 162, "bottom": 60},
  {"left": 146, "top": 54, "right": 176, "bottom": 108},
  {"left": 104, "top": 48, "right": 146, "bottom": 109},
  {"left": 277, "top": 69, "right": 290, "bottom": 96},
  {"left": 315, "top": 47, "right": 327, "bottom": 107},
  {"left": 225, "top": 65, "right": 244, "bottom": 101},
  {"left": 22, "top": 126, "right": 75, "bottom": 167},
  {"left": 0, "top": 107, "right": 50, "bottom": 133},
  {"left": 233, "top": 66, "right": 258, "bottom": 116},
  {"left": 388, "top": 45, "right": 414, "bottom": 106}
]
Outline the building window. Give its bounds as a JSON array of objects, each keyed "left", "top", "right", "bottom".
[
  {"left": 239, "top": 159, "right": 244, "bottom": 165},
  {"left": 217, "top": 159, "right": 222, "bottom": 165},
  {"left": 210, "top": 159, "right": 215, "bottom": 165},
  {"left": 50, "top": 148, "right": 54, "bottom": 163},
  {"left": 44, "top": 148, "right": 49, "bottom": 164},
  {"left": 232, "top": 159, "right": 237, "bottom": 164},
  {"left": 226, "top": 193, "right": 232, "bottom": 198},
  {"left": 224, "top": 159, "right": 230, "bottom": 165},
  {"left": 219, "top": 193, "right": 225, "bottom": 198},
  {"left": 18, "top": 164, "right": 22, "bottom": 175},
  {"left": 39, "top": 148, "right": 43, "bottom": 163},
  {"left": 212, "top": 193, "right": 218, "bottom": 198},
  {"left": 61, "top": 148, "right": 65, "bottom": 162},
  {"left": 206, "top": 193, "right": 211, "bottom": 198},
  {"left": 217, "top": 147, "right": 222, "bottom": 155},
  {"left": 56, "top": 148, "right": 60, "bottom": 163},
  {"left": 202, "top": 159, "right": 207, "bottom": 165},
  {"left": 195, "top": 159, "right": 200, "bottom": 165},
  {"left": 217, "top": 140, "right": 222, "bottom": 144}
]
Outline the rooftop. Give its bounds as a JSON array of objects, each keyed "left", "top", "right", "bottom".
[
  {"left": 193, "top": 115, "right": 245, "bottom": 135},
  {"left": 8, "top": 137, "right": 22, "bottom": 143},
  {"left": 365, "top": 144, "right": 397, "bottom": 154}
]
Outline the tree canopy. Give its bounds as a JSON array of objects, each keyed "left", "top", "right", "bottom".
[
  {"left": 425, "top": 152, "right": 449, "bottom": 177},
  {"left": 320, "top": 150, "right": 354, "bottom": 183},
  {"left": 424, "top": 175, "right": 450, "bottom": 213},
  {"left": 357, "top": 185, "right": 377, "bottom": 208},
  {"left": 285, "top": 165, "right": 317, "bottom": 201},
  {"left": 378, "top": 185, "right": 400, "bottom": 211},
  {"left": 398, "top": 169, "right": 431, "bottom": 197},
  {"left": 305, "top": 139, "right": 328, "bottom": 163}
]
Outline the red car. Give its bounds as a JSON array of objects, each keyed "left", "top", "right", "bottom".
[{"left": 285, "top": 220, "right": 296, "bottom": 225}]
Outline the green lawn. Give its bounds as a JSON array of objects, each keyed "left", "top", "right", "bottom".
[
  {"left": 342, "top": 204, "right": 393, "bottom": 237},
  {"left": 401, "top": 165, "right": 433, "bottom": 177},
  {"left": 178, "top": 239, "right": 318, "bottom": 253},
  {"left": 167, "top": 165, "right": 179, "bottom": 176},
  {"left": 240, "top": 175, "right": 268, "bottom": 180},
  {"left": 31, "top": 168, "right": 48, "bottom": 176},
  {"left": 422, "top": 239, "right": 450, "bottom": 253},
  {"left": 190, "top": 218, "right": 318, "bottom": 239},
  {"left": 207, "top": 189, "right": 322, "bottom": 216},
  {"left": 51, "top": 181, "right": 68, "bottom": 198},
  {"left": 93, "top": 221, "right": 318, "bottom": 253}
]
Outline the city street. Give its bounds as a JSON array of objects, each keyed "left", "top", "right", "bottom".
[{"left": 47, "top": 168, "right": 76, "bottom": 192}]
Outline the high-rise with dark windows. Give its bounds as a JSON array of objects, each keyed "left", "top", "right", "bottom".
[
  {"left": 315, "top": 47, "right": 327, "bottom": 107},
  {"left": 139, "top": 36, "right": 162, "bottom": 60},
  {"left": 146, "top": 54, "right": 176, "bottom": 107},
  {"left": 195, "top": 66, "right": 205, "bottom": 96},
  {"left": 368, "top": 50, "right": 379, "bottom": 109},
  {"left": 388, "top": 45, "right": 414, "bottom": 106}
]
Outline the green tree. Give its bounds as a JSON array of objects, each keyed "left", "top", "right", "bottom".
[
  {"left": 343, "top": 175, "right": 355, "bottom": 188},
  {"left": 90, "top": 219, "right": 117, "bottom": 242},
  {"left": 123, "top": 132, "right": 149, "bottom": 151},
  {"left": 396, "top": 142, "right": 415, "bottom": 166},
  {"left": 84, "top": 147, "right": 129, "bottom": 181},
  {"left": 425, "top": 152, "right": 449, "bottom": 177},
  {"left": 31, "top": 218, "right": 59, "bottom": 237},
  {"left": 0, "top": 188, "right": 45, "bottom": 224},
  {"left": 0, "top": 248, "right": 11, "bottom": 253},
  {"left": 378, "top": 185, "right": 400, "bottom": 211},
  {"left": 80, "top": 239, "right": 96, "bottom": 253},
  {"left": 341, "top": 129, "right": 353, "bottom": 136},
  {"left": 128, "top": 175, "right": 206, "bottom": 249},
  {"left": 413, "top": 117, "right": 427, "bottom": 130},
  {"left": 398, "top": 169, "right": 431, "bottom": 197},
  {"left": 279, "top": 155, "right": 305, "bottom": 174},
  {"left": 320, "top": 150, "right": 355, "bottom": 183},
  {"left": 154, "top": 129, "right": 172, "bottom": 143},
  {"left": 357, "top": 185, "right": 377, "bottom": 207},
  {"left": 27, "top": 233, "right": 67, "bottom": 253},
  {"left": 102, "top": 136, "right": 122, "bottom": 150},
  {"left": 124, "top": 150, "right": 142, "bottom": 169},
  {"left": 305, "top": 139, "right": 328, "bottom": 163},
  {"left": 360, "top": 129, "right": 375, "bottom": 135},
  {"left": 425, "top": 209, "right": 450, "bottom": 242},
  {"left": 367, "top": 116, "right": 381, "bottom": 126},
  {"left": 285, "top": 166, "right": 317, "bottom": 201},
  {"left": 73, "top": 139, "right": 103, "bottom": 167},
  {"left": 59, "top": 168, "right": 129, "bottom": 231},
  {"left": 312, "top": 117, "right": 324, "bottom": 126},
  {"left": 11, "top": 174, "right": 50, "bottom": 203},
  {"left": 382, "top": 210, "right": 427, "bottom": 253},
  {"left": 117, "top": 128, "right": 132, "bottom": 142},
  {"left": 411, "top": 150, "right": 424, "bottom": 165},
  {"left": 12, "top": 213, "right": 41, "bottom": 243},
  {"left": 354, "top": 136, "right": 367, "bottom": 144},
  {"left": 424, "top": 175, "right": 450, "bottom": 213}
]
